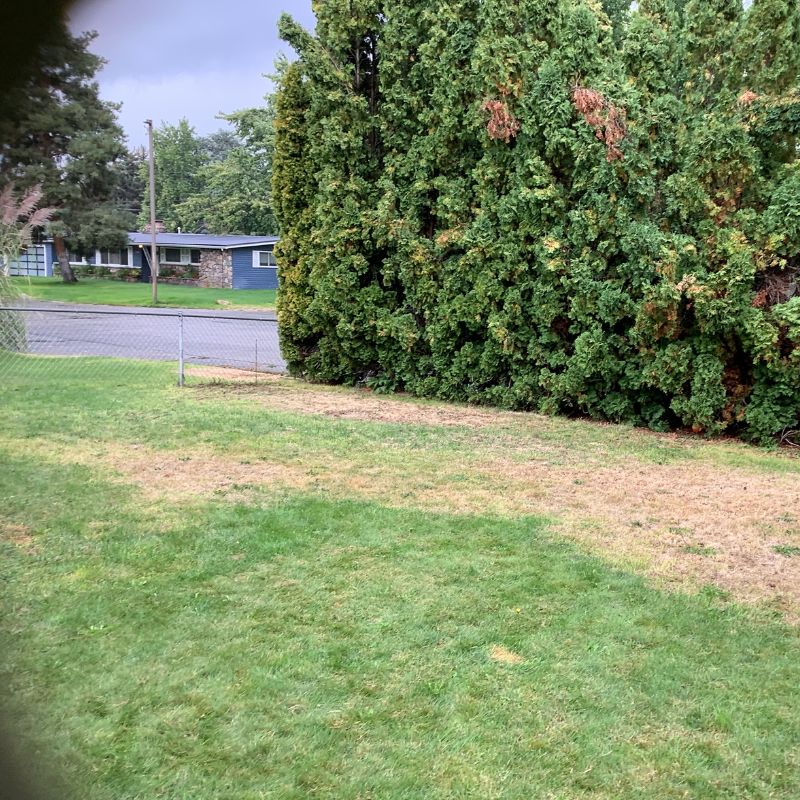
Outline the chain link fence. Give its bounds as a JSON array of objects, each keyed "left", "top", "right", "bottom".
[{"left": 0, "top": 305, "right": 285, "bottom": 385}]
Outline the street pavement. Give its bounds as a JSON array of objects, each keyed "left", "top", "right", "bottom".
[{"left": 8, "top": 300, "right": 286, "bottom": 373}]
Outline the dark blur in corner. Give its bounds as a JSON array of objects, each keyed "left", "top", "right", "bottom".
[
  {"left": 0, "top": 715, "right": 60, "bottom": 800},
  {"left": 1, "top": 5, "right": 79, "bottom": 796},
  {"left": 0, "top": 0, "right": 75, "bottom": 117}
]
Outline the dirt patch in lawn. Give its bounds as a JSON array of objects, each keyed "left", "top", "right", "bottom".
[
  {"left": 1, "top": 521, "right": 37, "bottom": 554},
  {"left": 198, "top": 375, "right": 526, "bottom": 429},
  {"left": 185, "top": 366, "right": 262, "bottom": 383}
]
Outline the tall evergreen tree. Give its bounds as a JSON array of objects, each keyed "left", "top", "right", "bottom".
[
  {"left": 602, "top": 0, "right": 632, "bottom": 43},
  {"left": 273, "top": 62, "right": 316, "bottom": 369},
  {"left": 278, "top": 3, "right": 385, "bottom": 381},
  {"left": 113, "top": 147, "right": 146, "bottom": 220},
  {"left": 0, "top": 25, "right": 132, "bottom": 282},
  {"left": 274, "top": 0, "right": 800, "bottom": 443},
  {"left": 735, "top": 0, "right": 800, "bottom": 94},
  {"left": 199, "top": 129, "right": 241, "bottom": 163}
]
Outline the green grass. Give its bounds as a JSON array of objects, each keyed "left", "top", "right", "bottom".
[
  {"left": 774, "top": 545, "right": 800, "bottom": 557},
  {"left": 682, "top": 545, "right": 718, "bottom": 556},
  {"left": 2, "top": 358, "right": 800, "bottom": 799},
  {"left": 10, "top": 276, "right": 276, "bottom": 310}
]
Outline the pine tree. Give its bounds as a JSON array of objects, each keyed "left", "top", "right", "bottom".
[
  {"left": 0, "top": 25, "right": 133, "bottom": 282},
  {"left": 113, "top": 147, "right": 146, "bottom": 220}
]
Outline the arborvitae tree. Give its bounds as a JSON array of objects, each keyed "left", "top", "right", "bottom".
[
  {"left": 278, "top": 3, "right": 386, "bottom": 381},
  {"left": 378, "top": 0, "right": 484, "bottom": 395},
  {"left": 274, "top": 0, "right": 800, "bottom": 443},
  {"left": 0, "top": 25, "right": 132, "bottom": 282},
  {"left": 735, "top": 0, "right": 800, "bottom": 95},
  {"left": 682, "top": 0, "right": 743, "bottom": 105},
  {"left": 273, "top": 62, "right": 317, "bottom": 370},
  {"left": 602, "top": 0, "right": 632, "bottom": 44}
]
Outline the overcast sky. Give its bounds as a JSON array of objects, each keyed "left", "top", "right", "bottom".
[{"left": 68, "top": 0, "right": 316, "bottom": 148}]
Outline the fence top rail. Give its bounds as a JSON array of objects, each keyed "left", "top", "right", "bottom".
[{"left": 0, "top": 306, "right": 277, "bottom": 323}]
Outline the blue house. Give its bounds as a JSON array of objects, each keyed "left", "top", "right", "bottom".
[
  {"left": 8, "top": 232, "right": 280, "bottom": 290},
  {"left": 3, "top": 241, "right": 56, "bottom": 277},
  {"left": 127, "top": 233, "right": 280, "bottom": 290}
]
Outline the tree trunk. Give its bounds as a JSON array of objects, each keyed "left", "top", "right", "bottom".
[{"left": 53, "top": 234, "right": 77, "bottom": 283}]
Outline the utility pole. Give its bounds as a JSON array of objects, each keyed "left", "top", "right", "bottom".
[{"left": 145, "top": 119, "right": 158, "bottom": 304}]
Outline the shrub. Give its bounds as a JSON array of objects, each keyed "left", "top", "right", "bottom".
[{"left": 274, "top": 0, "right": 800, "bottom": 444}]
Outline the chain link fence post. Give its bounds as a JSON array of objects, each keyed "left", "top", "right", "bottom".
[{"left": 178, "top": 312, "right": 185, "bottom": 387}]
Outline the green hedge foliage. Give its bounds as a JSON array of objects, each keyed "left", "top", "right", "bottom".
[{"left": 273, "top": 0, "right": 800, "bottom": 443}]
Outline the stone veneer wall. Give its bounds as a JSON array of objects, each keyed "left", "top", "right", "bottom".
[{"left": 198, "top": 250, "right": 233, "bottom": 289}]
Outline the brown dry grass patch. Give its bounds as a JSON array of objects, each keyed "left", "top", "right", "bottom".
[
  {"left": 185, "top": 365, "right": 262, "bottom": 383},
  {"left": 480, "top": 457, "right": 800, "bottom": 611},
  {"left": 7, "top": 382, "right": 800, "bottom": 617},
  {"left": 489, "top": 645, "right": 525, "bottom": 665},
  {"left": 1, "top": 521, "right": 37, "bottom": 554},
  {"left": 19, "top": 439, "right": 315, "bottom": 503},
  {"left": 197, "top": 373, "right": 523, "bottom": 429}
]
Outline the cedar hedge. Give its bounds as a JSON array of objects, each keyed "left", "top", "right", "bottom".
[{"left": 273, "top": 0, "right": 800, "bottom": 444}]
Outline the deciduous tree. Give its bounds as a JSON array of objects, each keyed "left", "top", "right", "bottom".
[
  {"left": 175, "top": 108, "right": 277, "bottom": 235},
  {"left": 138, "top": 118, "right": 207, "bottom": 232}
]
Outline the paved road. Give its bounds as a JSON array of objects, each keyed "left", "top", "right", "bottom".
[{"left": 7, "top": 301, "right": 286, "bottom": 373}]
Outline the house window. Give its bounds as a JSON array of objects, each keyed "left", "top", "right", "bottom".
[
  {"left": 97, "top": 248, "right": 129, "bottom": 266},
  {"left": 162, "top": 247, "right": 198, "bottom": 265},
  {"left": 67, "top": 250, "right": 89, "bottom": 265},
  {"left": 254, "top": 249, "right": 276, "bottom": 268}
]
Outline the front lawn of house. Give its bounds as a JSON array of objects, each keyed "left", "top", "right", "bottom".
[
  {"left": 10, "top": 276, "right": 276, "bottom": 310},
  {"left": 2, "top": 356, "right": 800, "bottom": 799}
]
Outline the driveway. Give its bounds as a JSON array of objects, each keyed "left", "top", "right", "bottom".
[{"left": 8, "top": 300, "right": 286, "bottom": 373}]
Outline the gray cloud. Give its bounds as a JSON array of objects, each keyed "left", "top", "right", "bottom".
[{"left": 69, "top": 0, "right": 316, "bottom": 146}]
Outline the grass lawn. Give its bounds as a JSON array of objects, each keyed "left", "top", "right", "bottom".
[
  {"left": 10, "top": 276, "right": 276, "bottom": 310},
  {"left": 2, "top": 356, "right": 800, "bottom": 798}
]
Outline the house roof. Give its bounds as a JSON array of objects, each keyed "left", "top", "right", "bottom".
[{"left": 128, "top": 232, "right": 278, "bottom": 250}]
